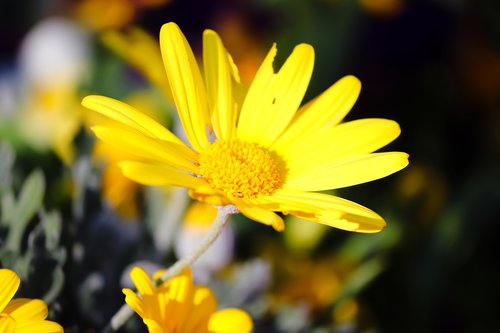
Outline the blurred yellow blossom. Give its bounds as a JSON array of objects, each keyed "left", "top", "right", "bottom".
[
  {"left": 74, "top": 0, "right": 170, "bottom": 31},
  {"left": 101, "top": 27, "right": 173, "bottom": 101},
  {"left": 359, "top": 0, "right": 404, "bottom": 16},
  {"left": 83, "top": 22, "right": 408, "bottom": 233},
  {"left": 0, "top": 269, "right": 63, "bottom": 332},
  {"left": 123, "top": 266, "right": 253, "bottom": 333},
  {"left": 17, "top": 18, "right": 90, "bottom": 164}
]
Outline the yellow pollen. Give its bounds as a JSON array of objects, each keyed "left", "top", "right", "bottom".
[{"left": 199, "top": 140, "right": 282, "bottom": 199}]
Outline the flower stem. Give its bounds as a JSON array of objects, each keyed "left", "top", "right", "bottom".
[{"left": 103, "top": 204, "right": 239, "bottom": 332}]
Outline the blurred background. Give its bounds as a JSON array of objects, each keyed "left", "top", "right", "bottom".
[{"left": 1, "top": 0, "right": 499, "bottom": 332}]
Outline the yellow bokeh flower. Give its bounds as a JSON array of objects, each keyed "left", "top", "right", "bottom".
[
  {"left": 0, "top": 269, "right": 63, "bottom": 333},
  {"left": 83, "top": 22, "right": 409, "bottom": 232},
  {"left": 123, "top": 266, "right": 253, "bottom": 333}
]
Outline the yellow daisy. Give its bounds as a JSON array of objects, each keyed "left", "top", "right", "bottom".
[
  {"left": 123, "top": 266, "right": 253, "bottom": 333},
  {"left": 0, "top": 269, "right": 63, "bottom": 333},
  {"left": 83, "top": 22, "right": 408, "bottom": 232}
]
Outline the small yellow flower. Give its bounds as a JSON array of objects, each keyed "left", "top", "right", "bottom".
[
  {"left": 0, "top": 269, "right": 63, "bottom": 333},
  {"left": 123, "top": 266, "right": 253, "bottom": 333},
  {"left": 83, "top": 22, "right": 408, "bottom": 232}
]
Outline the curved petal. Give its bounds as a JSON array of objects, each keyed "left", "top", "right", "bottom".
[
  {"left": 119, "top": 161, "right": 207, "bottom": 188},
  {"left": 237, "top": 44, "right": 314, "bottom": 147},
  {"left": 0, "top": 315, "right": 16, "bottom": 333},
  {"left": 3, "top": 299, "right": 47, "bottom": 323},
  {"left": 82, "top": 95, "right": 184, "bottom": 146},
  {"left": 182, "top": 286, "right": 216, "bottom": 333},
  {"left": 236, "top": 200, "right": 284, "bottom": 231},
  {"left": 266, "top": 190, "right": 386, "bottom": 233},
  {"left": 160, "top": 22, "right": 210, "bottom": 152},
  {"left": 123, "top": 289, "right": 145, "bottom": 318},
  {"left": 272, "top": 75, "right": 361, "bottom": 151},
  {"left": 162, "top": 270, "right": 193, "bottom": 332},
  {"left": 130, "top": 267, "right": 155, "bottom": 295},
  {"left": 189, "top": 188, "right": 230, "bottom": 206},
  {"left": 91, "top": 126, "right": 198, "bottom": 172},
  {"left": 203, "top": 29, "right": 237, "bottom": 140},
  {"left": 143, "top": 319, "right": 164, "bottom": 333},
  {"left": 16, "top": 321, "right": 63, "bottom": 333},
  {"left": 279, "top": 118, "right": 401, "bottom": 165},
  {"left": 284, "top": 152, "right": 409, "bottom": 191},
  {"left": 0, "top": 269, "right": 20, "bottom": 312},
  {"left": 208, "top": 308, "right": 253, "bottom": 333}
]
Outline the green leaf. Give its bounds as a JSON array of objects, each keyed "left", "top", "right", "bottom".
[
  {"left": 1, "top": 191, "right": 15, "bottom": 226},
  {"left": 41, "top": 211, "right": 62, "bottom": 251},
  {"left": 0, "top": 143, "right": 15, "bottom": 192},
  {"left": 4, "top": 169, "right": 45, "bottom": 253}
]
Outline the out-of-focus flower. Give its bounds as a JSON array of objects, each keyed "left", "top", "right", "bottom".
[
  {"left": 0, "top": 269, "right": 63, "bottom": 332},
  {"left": 123, "top": 266, "right": 253, "bottom": 332},
  {"left": 74, "top": 0, "right": 170, "bottom": 31},
  {"left": 213, "top": 13, "right": 267, "bottom": 83},
  {"left": 283, "top": 215, "right": 329, "bottom": 253},
  {"left": 333, "top": 297, "right": 359, "bottom": 324},
  {"left": 273, "top": 258, "right": 348, "bottom": 312},
  {"left": 84, "top": 22, "right": 408, "bottom": 233},
  {"left": 174, "top": 202, "right": 234, "bottom": 282},
  {"left": 17, "top": 17, "right": 90, "bottom": 163},
  {"left": 359, "top": 0, "right": 404, "bottom": 17},
  {"left": 101, "top": 27, "right": 173, "bottom": 101}
]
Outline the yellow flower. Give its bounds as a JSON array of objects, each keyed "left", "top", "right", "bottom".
[
  {"left": 123, "top": 266, "right": 253, "bottom": 333},
  {"left": 0, "top": 269, "right": 63, "bottom": 333},
  {"left": 83, "top": 22, "right": 408, "bottom": 232}
]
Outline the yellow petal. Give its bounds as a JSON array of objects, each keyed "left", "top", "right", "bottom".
[
  {"left": 130, "top": 267, "right": 155, "bottom": 295},
  {"left": 91, "top": 126, "right": 198, "bottom": 172},
  {"left": 284, "top": 152, "right": 409, "bottom": 191},
  {"left": 188, "top": 189, "right": 229, "bottom": 206},
  {"left": 238, "top": 44, "right": 314, "bottom": 147},
  {"left": 272, "top": 75, "right": 361, "bottom": 151},
  {"left": 162, "top": 270, "right": 193, "bottom": 332},
  {"left": 123, "top": 289, "right": 145, "bottom": 318},
  {"left": 268, "top": 190, "right": 386, "bottom": 233},
  {"left": 82, "top": 95, "right": 185, "bottom": 146},
  {"left": 236, "top": 200, "right": 285, "bottom": 231},
  {"left": 119, "top": 161, "right": 207, "bottom": 188},
  {"left": 203, "top": 29, "right": 237, "bottom": 140},
  {"left": 0, "top": 315, "right": 16, "bottom": 333},
  {"left": 15, "top": 321, "right": 64, "bottom": 333},
  {"left": 101, "top": 28, "right": 173, "bottom": 101},
  {"left": 0, "top": 269, "right": 20, "bottom": 312},
  {"left": 143, "top": 319, "right": 165, "bottom": 333},
  {"left": 182, "top": 286, "right": 216, "bottom": 333},
  {"left": 208, "top": 308, "right": 253, "bottom": 333},
  {"left": 166, "top": 269, "right": 193, "bottom": 303},
  {"left": 281, "top": 118, "right": 401, "bottom": 165},
  {"left": 3, "top": 299, "right": 47, "bottom": 322},
  {"left": 160, "top": 22, "right": 210, "bottom": 152}
]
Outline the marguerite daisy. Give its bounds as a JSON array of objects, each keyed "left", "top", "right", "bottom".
[{"left": 83, "top": 22, "right": 408, "bottom": 232}]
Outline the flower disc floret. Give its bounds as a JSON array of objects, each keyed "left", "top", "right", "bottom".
[{"left": 199, "top": 140, "right": 282, "bottom": 199}]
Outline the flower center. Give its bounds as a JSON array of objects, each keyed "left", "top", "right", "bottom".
[{"left": 199, "top": 140, "right": 282, "bottom": 199}]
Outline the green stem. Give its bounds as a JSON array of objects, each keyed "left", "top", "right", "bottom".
[{"left": 105, "top": 204, "right": 239, "bottom": 332}]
